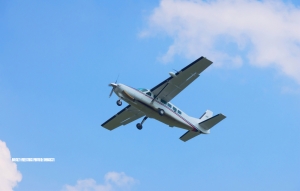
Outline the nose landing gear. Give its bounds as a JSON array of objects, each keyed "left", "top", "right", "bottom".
[
  {"left": 136, "top": 116, "right": 148, "bottom": 130},
  {"left": 116, "top": 99, "right": 122, "bottom": 106}
]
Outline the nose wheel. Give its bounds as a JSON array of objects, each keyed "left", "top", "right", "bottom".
[
  {"left": 136, "top": 116, "right": 148, "bottom": 130},
  {"left": 116, "top": 100, "right": 122, "bottom": 106}
]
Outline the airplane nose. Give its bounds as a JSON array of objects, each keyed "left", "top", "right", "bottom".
[
  {"left": 109, "top": 83, "right": 118, "bottom": 88},
  {"left": 109, "top": 83, "right": 119, "bottom": 98}
]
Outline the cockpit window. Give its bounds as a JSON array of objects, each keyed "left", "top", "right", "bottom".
[
  {"left": 146, "top": 92, "right": 152, "bottom": 97},
  {"left": 137, "top": 88, "right": 148, "bottom": 92}
]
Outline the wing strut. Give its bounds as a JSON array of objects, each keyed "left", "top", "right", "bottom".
[{"left": 151, "top": 82, "right": 169, "bottom": 103}]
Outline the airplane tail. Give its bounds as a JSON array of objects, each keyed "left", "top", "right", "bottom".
[
  {"left": 179, "top": 110, "right": 226, "bottom": 142},
  {"left": 199, "top": 110, "right": 213, "bottom": 122},
  {"left": 198, "top": 113, "right": 226, "bottom": 131}
]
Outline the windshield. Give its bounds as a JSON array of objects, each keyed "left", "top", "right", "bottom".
[{"left": 137, "top": 88, "right": 148, "bottom": 92}]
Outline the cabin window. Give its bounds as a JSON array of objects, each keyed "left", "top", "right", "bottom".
[
  {"left": 161, "top": 99, "right": 167, "bottom": 104},
  {"left": 178, "top": 110, "right": 182, "bottom": 114},
  {"left": 146, "top": 92, "right": 152, "bottom": 97},
  {"left": 173, "top": 107, "right": 177, "bottom": 112},
  {"left": 167, "top": 103, "right": 172, "bottom": 108}
]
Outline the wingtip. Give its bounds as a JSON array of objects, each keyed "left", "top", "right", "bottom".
[{"left": 220, "top": 113, "right": 227, "bottom": 118}]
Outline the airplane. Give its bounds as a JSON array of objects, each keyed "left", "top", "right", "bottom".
[{"left": 101, "top": 56, "right": 226, "bottom": 142}]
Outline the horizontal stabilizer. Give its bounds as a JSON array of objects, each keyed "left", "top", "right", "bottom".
[
  {"left": 199, "top": 114, "right": 226, "bottom": 130},
  {"left": 180, "top": 131, "right": 201, "bottom": 142}
]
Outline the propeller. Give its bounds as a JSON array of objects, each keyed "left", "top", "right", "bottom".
[
  {"left": 109, "top": 86, "right": 114, "bottom": 98},
  {"left": 108, "top": 75, "right": 119, "bottom": 98}
]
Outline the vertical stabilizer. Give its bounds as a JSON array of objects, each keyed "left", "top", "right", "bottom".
[{"left": 199, "top": 110, "right": 213, "bottom": 123}]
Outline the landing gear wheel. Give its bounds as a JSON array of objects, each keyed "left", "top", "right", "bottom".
[
  {"left": 158, "top": 108, "right": 165, "bottom": 116},
  {"left": 116, "top": 100, "right": 122, "bottom": 106},
  {"left": 136, "top": 123, "right": 142, "bottom": 130}
]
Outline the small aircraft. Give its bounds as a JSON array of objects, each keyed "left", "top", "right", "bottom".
[{"left": 101, "top": 56, "right": 226, "bottom": 142}]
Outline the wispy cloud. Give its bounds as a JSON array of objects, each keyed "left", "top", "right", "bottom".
[
  {"left": 0, "top": 140, "right": 22, "bottom": 191},
  {"left": 142, "top": 0, "right": 300, "bottom": 84},
  {"left": 61, "top": 172, "right": 138, "bottom": 191}
]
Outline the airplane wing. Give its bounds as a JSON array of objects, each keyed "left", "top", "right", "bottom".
[
  {"left": 101, "top": 105, "right": 145, "bottom": 130},
  {"left": 151, "top": 57, "right": 212, "bottom": 102}
]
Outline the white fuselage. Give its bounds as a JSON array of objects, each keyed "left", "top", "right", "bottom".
[{"left": 113, "top": 83, "right": 208, "bottom": 133}]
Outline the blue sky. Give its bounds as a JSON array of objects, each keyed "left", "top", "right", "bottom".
[{"left": 0, "top": 0, "right": 300, "bottom": 191}]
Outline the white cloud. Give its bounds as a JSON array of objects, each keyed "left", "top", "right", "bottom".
[
  {"left": 142, "top": 0, "right": 300, "bottom": 84},
  {"left": 104, "top": 172, "right": 136, "bottom": 188},
  {"left": 61, "top": 172, "right": 138, "bottom": 191},
  {"left": 0, "top": 140, "right": 22, "bottom": 191}
]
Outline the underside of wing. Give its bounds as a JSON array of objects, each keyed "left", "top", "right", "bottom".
[
  {"left": 101, "top": 105, "right": 145, "bottom": 130},
  {"left": 151, "top": 57, "right": 212, "bottom": 102}
]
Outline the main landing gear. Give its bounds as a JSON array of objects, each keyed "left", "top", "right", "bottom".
[
  {"left": 158, "top": 108, "right": 165, "bottom": 116},
  {"left": 136, "top": 116, "right": 148, "bottom": 130},
  {"left": 116, "top": 99, "right": 122, "bottom": 106}
]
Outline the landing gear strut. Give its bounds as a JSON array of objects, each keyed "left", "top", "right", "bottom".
[
  {"left": 116, "top": 99, "right": 122, "bottom": 106},
  {"left": 136, "top": 116, "right": 148, "bottom": 130}
]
